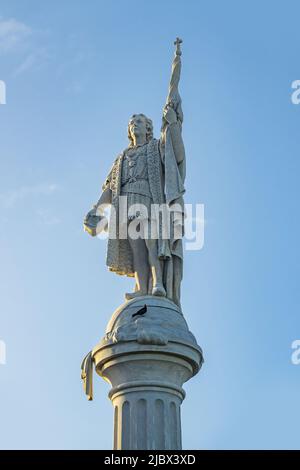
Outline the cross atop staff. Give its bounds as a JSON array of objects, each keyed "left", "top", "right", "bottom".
[{"left": 174, "top": 37, "right": 183, "bottom": 56}]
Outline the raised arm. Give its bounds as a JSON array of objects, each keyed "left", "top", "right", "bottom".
[
  {"left": 163, "top": 104, "right": 185, "bottom": 164},
  {"left": 161, "top": 38, "right": 185, "bottom": 164}
]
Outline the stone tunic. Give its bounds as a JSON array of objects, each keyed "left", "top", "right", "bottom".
[{"left": 120, "top": 144, "right": 154, "bottom": 221}]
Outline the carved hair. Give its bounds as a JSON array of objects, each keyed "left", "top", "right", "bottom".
[{"left": 127, "top": 114, "right": 153, "bottom": 146}]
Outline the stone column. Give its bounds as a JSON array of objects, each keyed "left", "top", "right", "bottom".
[{"left": 92, "top": 296, "right": 203, "bottom": 450}]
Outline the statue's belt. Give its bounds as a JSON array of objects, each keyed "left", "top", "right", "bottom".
[{"left": 121, "top": 176, "right": 148, "bottom": 185}]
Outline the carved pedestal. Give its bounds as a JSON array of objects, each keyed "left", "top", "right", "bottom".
[{"left": 92, "top": 296, "right": 203, "bottom": 450}]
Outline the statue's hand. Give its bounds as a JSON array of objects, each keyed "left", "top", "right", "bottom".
[
  {"left": 83, "top": 207, "right": 108, "bottom": 237},
  {"left": 84, "top": 206, "right": 97, "bottom": 222},
  {"left": 163, "top": 103, "right": 177, "bottom": 124}
]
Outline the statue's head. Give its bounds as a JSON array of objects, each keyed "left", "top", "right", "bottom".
[{"left": 127, "top": 114, "right": 153, "bottom": 146}]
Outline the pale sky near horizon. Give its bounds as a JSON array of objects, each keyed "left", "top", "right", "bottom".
[{"left": 0, "top": 0, "right": 300, "bottom": 449}]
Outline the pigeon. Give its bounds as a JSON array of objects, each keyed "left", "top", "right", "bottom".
[{"left": 132, "top": 304, "right": 147, "bottom": 318}]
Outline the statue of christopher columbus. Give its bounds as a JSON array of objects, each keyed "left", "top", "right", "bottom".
[{"left": 84, "top": 38, "right": 186, "bottom": 309}]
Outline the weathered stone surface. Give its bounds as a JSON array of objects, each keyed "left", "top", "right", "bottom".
[
  {"left": 81, "top": 39, "right": 204, "bottom": 451},
  {"left": 101, "top": 296, "right": 199, "bottom": 347},
  {"left": 92, "top": 297, "right": 203, "bottom": 450},
  {"left": 84, "top": 38, "right": 186, "bottom": 307}
]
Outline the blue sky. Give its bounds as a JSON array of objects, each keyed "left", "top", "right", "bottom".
[{"left": 0, "top": 0, "right": 299, "bottom": 449}]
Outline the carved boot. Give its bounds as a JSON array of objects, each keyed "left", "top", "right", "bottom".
[
  {"left": 125, "top": 290, "right": 146, "bottom": 301},
  {"left": 152, "top": 284, "right": 166, "bottom": 297}
]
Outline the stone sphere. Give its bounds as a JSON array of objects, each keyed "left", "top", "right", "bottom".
[
  {"left": 93, "top": 295, "right": 204, "bottom": 392},
  {"left": 102, "top": 295, "right": 201, "bottom": 351}
]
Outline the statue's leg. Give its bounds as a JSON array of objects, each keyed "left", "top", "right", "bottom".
[
  {"left": 172, "top": 255, "right": 182, "bottom": 309},
  {"left": 142, "top": 219, "right": 166, "bottom": 297},
  {"left": 125, "top": 235, "right": 150, "bottom": 300}
]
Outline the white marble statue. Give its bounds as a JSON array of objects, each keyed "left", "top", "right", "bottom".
[{"left": 84, "top": 38, "right": 186, "bottom": 308}]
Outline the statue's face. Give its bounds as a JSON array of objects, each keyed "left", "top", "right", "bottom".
[{"left": 128, "top": 115, "right": 147, "bottom": 141}]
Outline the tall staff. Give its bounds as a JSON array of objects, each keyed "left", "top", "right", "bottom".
[{"left": 161, "top": 37, "right": 184, "bottom": 138}]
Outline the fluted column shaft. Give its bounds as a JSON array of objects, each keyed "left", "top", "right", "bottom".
[{"left": 112, "top": 387, "right": 182, "bottom": 450}]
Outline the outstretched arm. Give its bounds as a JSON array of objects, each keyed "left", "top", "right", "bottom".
[
  {"left": 83, "top": 185, "right": 112, "bottom": 237},
  {"left": 94, "top": 187, "right": 112, "bottom": 215}
]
